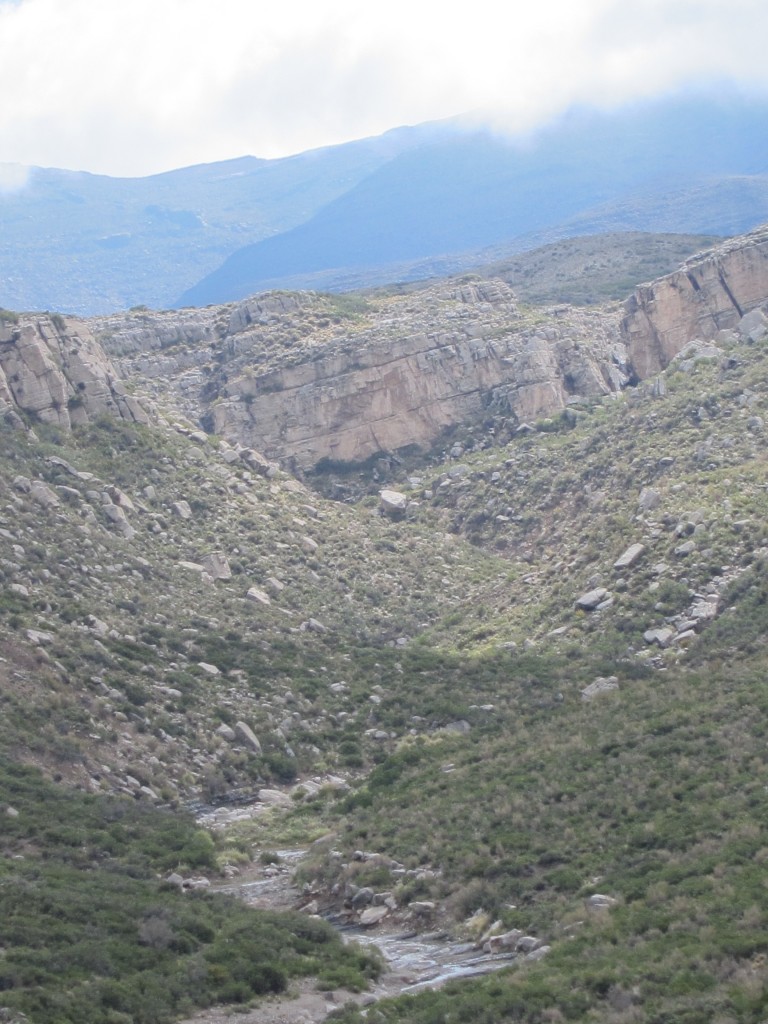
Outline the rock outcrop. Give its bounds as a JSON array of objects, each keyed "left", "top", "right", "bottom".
[
  {"left": 198, "top": 283, "right": 627, "bottom": 468},
  {"left": 86, "top": 226, "right": 768, "bottom": 470},
  {"left": 622, "top": 225, "right": 768, "bottom": 376},
  {"left": 0, "top": 314, "right": 151, "bottom": 429}
]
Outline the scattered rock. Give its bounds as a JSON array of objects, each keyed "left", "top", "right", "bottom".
[
  {"left": 258, "top": 789, "right": 293, "bottom": 808},
  {"left": 202, "top": 552, "right": 232, "bottom": 580},
  {"left": 380, "top": 490, "right": 408, "bottom": 516},
  {"left": 516, "top": 935, "right": 543, "bottom": 953},
  {"left": 575, "top": 587, "right": 609, "bottom": 611},
  {"left": 234, "top": 721, "right": 262, "bottom": 754},
  {"left": 586, "top": 894, "right": 618, "bottom": 909},
  {"left": 171, "top": 500, "right": 192, "bottom": 519},
  {"left": 485, "top": 929, "right": 523, "bottom": 952},
  {"left": 643, "top": 627, "right": 675, "bottom": 648},
  {"left": 613, "top": 543, "right": 645, "bottom": 570},
  {"left": 674, "top": 540, "right": 696, "bottom": 557},
  {"left": 581, "top": 676, "right": 619, "bottom": 700},
  {"left": 359, "top": 905, "right": 390, "bottom": 927},
  {"left": 637, "top": 487, "right": 661, "bottom": 512}
]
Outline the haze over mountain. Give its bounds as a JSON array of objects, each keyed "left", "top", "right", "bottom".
[
  {"left": 0, "top": 123, "right": 441, "bottom": 316},
  {"left": 178, "top": 94, "right": 768, "bottom": 307},
  {"left": 2, "top": 91, "right": 768, "bottom": 316}
]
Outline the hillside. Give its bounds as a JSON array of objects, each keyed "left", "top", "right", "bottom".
[
  {"left": 1, "top": 227, "right": 768, "bottom": 1022},
  {"left": 2, "top": 92, "right": 768, "bottom": 316},
  {"left": 0, "top": 123, "right": 446, "bottom": 316},
  {"left": 178, "top": 94, "right": 768, "bottom": 307}
]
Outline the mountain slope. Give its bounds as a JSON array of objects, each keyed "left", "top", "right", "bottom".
[
  {"left": 3, "top": 228, "right": 768, "bottom": 1022},
  {"left": 178, "top": 93, "right": 768, "bottom": 306},
  {"left": 0, "top": 122, "right": 450, "bottom": 315}
]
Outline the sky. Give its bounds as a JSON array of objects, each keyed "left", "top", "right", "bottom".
[{"left": 1, "top": 0, "right": 767, "bottom": 180}]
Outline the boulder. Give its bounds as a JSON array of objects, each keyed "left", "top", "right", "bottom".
[
  {"left": 613, "top": 543, "right": 645, "bottom": 570},
  {"left": 643, "top": 627, "right": 675, "bottom": 648},
  {"left": 202, "top": 553, "right": 232, "bottom": 580},
  {"left": 515, "top": 935, "right": 543, "bottom": 953},
  {"left": 637, "top": 487, "right": 661, "bottom": 512},
  {"left": 485, "top": 928, "right": 523, "bottom": 952},
  {"left": 29, "top": 481, "right": 60, "bottom": 508},
  {"left": 234, "top": 721, "right": 262, "bottom": 754},
  {"left": 581, "top": 676, "right": 619, "bottom": 700},
  {"left": 586, "top": 894, "right": 618, "bottom": 909},
  {"left": 380, "top": 490, "right": 408, "bottom": 516},
  {"left": 575, "top": 588, "right": 608, "bottom": 611},
  {"left": 171, "top": 500, "right": 192, "bottom": 519},
  {"left": 359, "top": 905, "right": 389, "bottom": 927}
]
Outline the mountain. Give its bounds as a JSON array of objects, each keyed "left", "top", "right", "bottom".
[
  {"left": 0, "top": 122, "right": 449, "bottom": 315},
  {"left": 177, "top": 93, "right": 768, "bottom": 306},
  {"left": 3, "top": 226, "right": 768, "bottom": 1022},
  {"left": 3, "top": 92, "right": 768, "bottom": 317}
]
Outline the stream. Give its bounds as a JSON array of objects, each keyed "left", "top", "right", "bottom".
[
  {"left": 217, "top": 855, "right": 517, "bottom": 994},
  {"left": 181, "top": 815, "right": 521, "bottom": 1024}
]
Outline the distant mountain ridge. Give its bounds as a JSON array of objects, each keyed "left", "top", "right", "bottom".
[
  {"left": 0, "top": 123, "right": 445, "bottom": 315},
  {"left": 178, "top": 94, "right": 768, "bottom": 307},
  {"left": 2, "top": 91, "right": 768, "bottom": 315}
]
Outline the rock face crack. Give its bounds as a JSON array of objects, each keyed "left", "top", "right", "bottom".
[
  {"left": 717, "top": 265, "right": 744, "bottom": 318},
  {"left": 622, "top": 225, "right": 768, "bottom": 377}
]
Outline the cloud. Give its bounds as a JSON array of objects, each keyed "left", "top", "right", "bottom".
[
  {"left": 0, "top": 0, "right": 766, "bottom": 176},
  {"left": 0, "top": 164, "right": 30, "bottom": 194}
]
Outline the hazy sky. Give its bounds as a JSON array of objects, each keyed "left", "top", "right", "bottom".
[{"left": 1, "top": 0, "right": 767, "bottom": 178}]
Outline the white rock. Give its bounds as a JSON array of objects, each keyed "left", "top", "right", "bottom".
[
  {"left": 379, "top": 489, "right": 407, "bottom": 514},
  {"left": 581, "top": 677, "right": 619, "bottom": 700},
  {"left": 234, "top": 721, "right": 262, "bottom": 753},
  {"left": 613, "top": 543, "right": 645, "bottom": 570}
]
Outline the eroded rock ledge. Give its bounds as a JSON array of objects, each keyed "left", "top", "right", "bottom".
[
  {"left": 0, "top": 314, "right": 151, "bottom": 430},
  {"left": 622, "top": 225, "right": 768, "bottom": 376},
  {"left": 101, "top": 282, "right": 629, "bottom": 469}
]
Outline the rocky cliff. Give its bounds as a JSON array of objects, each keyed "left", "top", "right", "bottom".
[
  {"left": 209, "top": 286, "right": 627, "bottom": 468},
  {"left": 622, "top": 225, "right": 768, "bottom": 376},
  {"left": 0, "top": 313, "right": 151, "bottom": 430},
  {"left": 86, "top": 225, "right": 768, "bottom": 469},
  {"left": 100, "top": 283, "right": 629, "bottom": 469}
]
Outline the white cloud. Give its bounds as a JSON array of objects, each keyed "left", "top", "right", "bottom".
[
  {"left": 0, "top": 163, "right": 30, "bottom": 193},
  {"left": 0, "top": 0, "right": 766, "bottom": 176}
]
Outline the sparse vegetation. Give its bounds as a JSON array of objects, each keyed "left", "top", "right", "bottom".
[{"left": 2, "top": 231, "right": 768, "bottom": 1022}]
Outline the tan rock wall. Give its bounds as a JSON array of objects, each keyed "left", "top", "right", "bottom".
[
  {"left": 622, "top": 226, "right": 768, "bottom": 377},
  {"left": 0, "top": 315, "right": 151, "bottom": 429},
  {"left": 209, "top": 316, "right": 624, "bottom": 467}
]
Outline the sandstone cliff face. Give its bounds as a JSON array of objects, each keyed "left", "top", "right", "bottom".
[
  {"left": 622, "top": 226, "right": 768, "bottom": 377},
  {"left": 97, "top": 282, "right": 629, "bottom": 468},
  {"left": 0, "top": 314, "right": 151, "bottom": 429},
  {"left": 204, "top": 283, "right": 628, "bottom": 468},
  {"left": 91, "top": 226, "right": 768, "bottom": 472}
]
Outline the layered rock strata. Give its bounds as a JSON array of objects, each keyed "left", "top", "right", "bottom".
[
  {"left": 203, "top": 283, "right": 627, "bottom": 468},
  {"left": 622, "top": 225, "right": 768, "bottom": 377},
  {"left": 0, "top": 314, "right": 150, "bottom": 429}
]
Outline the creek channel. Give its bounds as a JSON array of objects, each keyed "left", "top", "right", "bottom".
[
  {"left": 194, "top": 803, "right": 521, "bottom": 1020},
  {"left": 218, "top": 852, "right": 516, "bottom": 994}
]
